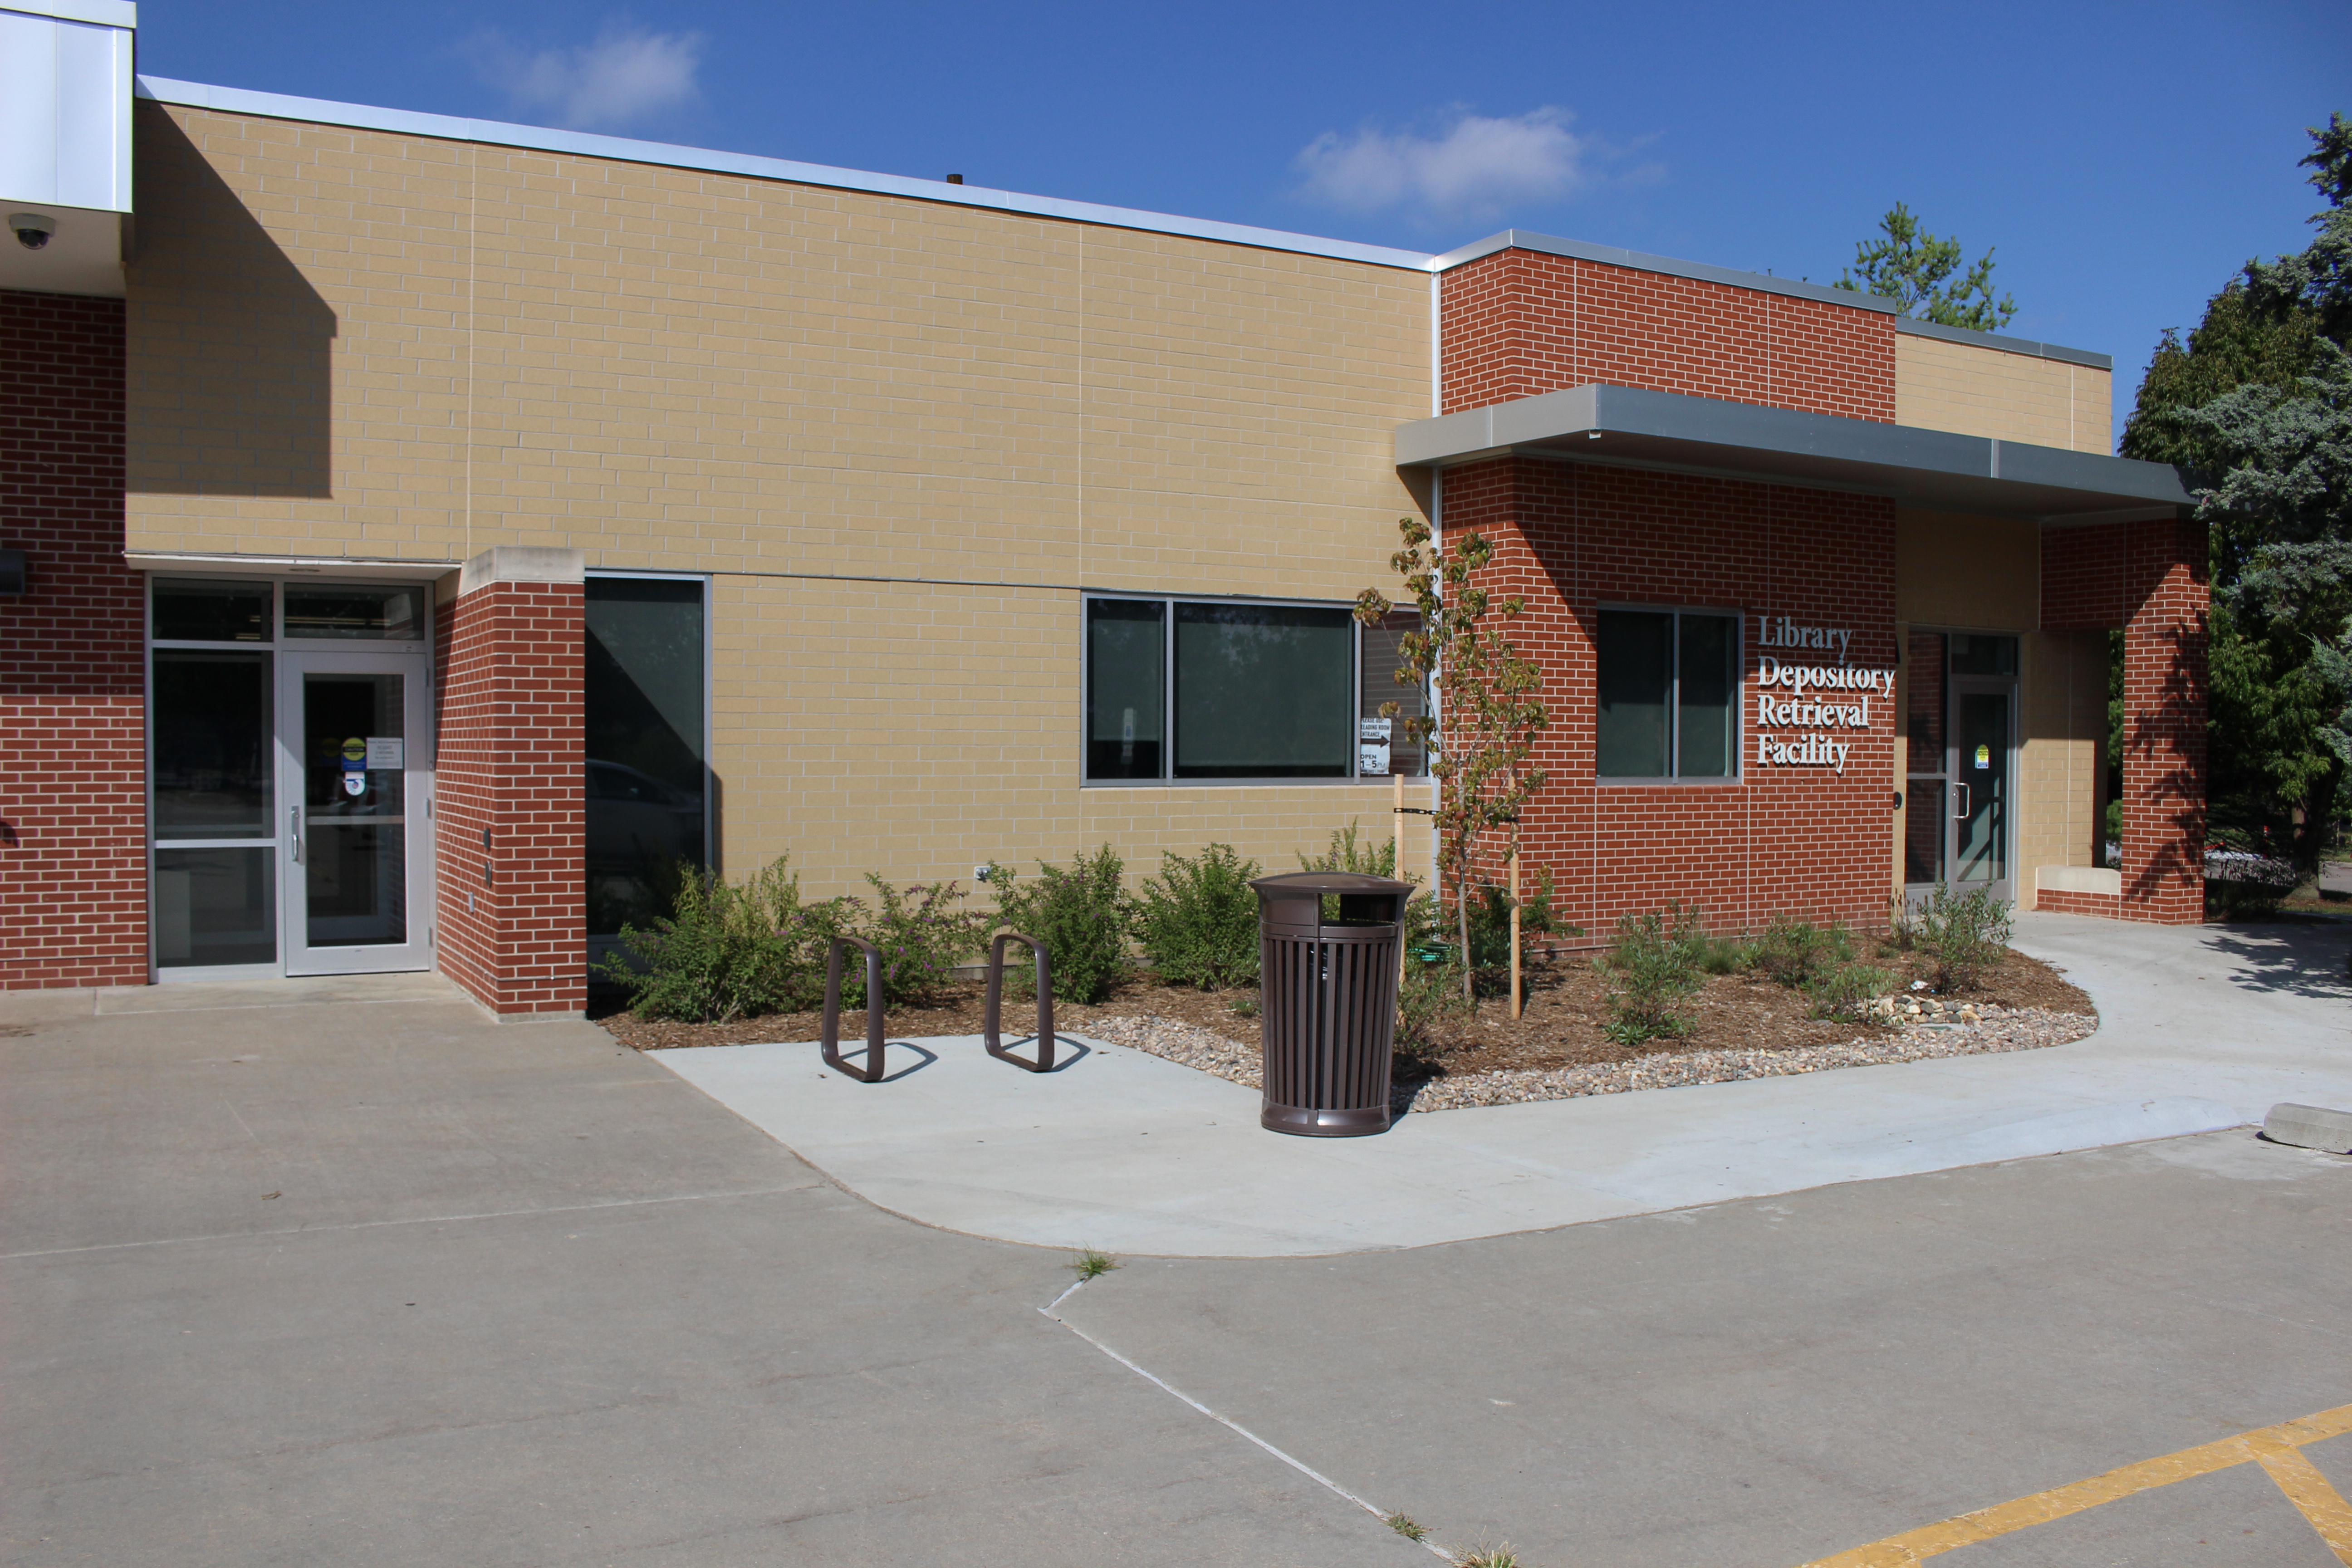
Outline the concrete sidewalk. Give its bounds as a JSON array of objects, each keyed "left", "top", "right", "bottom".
[{"left": 657, "top": 913, "right": 2352, "bottom": 1256}]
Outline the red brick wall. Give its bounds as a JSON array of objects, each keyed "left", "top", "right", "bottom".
[
  {"left": 434, "top": 580, "right": 586, "bottom": 1015},
  {"left": 1441, "top": 249, "right": 1897, "bottom": 421},
  {"left": 2039, "top": 513, "right": 2208, "bottom": 923},
  {"left": 0, "top": 289, "right": 147, "bottom": 989},
  {"left": 2040, "top": 521, "right": 2132, "bottom": 632},
  {"left": 1442, "top": 456, "right": 1898, "bottom": 944},
  {"left": 2118, "top": 514, "right": 2207, "bottom": 924}
]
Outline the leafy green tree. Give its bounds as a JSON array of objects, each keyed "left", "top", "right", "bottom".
[
  {"left": 2124, "top": 114, "right": 2352, "bottom": 865},
  {"left": 1356, "top": 519, "right": 1549, "bottom": 1001},
  {"left": 1835, "top": 202, "right": 2018, "bottom": 331}
]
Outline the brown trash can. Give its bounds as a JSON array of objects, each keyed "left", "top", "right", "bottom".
[{"left": 1250, "top": 871, "right": 1414, "bottom": 1137}]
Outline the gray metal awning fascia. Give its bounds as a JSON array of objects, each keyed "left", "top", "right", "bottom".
[{"left": 1395, "top": 385, "right": 2198, "bottom": 523}]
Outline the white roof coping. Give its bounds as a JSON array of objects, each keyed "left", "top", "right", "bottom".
[
  {"left": 133, "top": 75, "right": 1434, "bottom": 273},
  {"left": 3, "top": 0, "right": 133, "bottom": 27}
]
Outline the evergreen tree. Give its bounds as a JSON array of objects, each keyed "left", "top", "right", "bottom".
[
  {"left": 2124, "top": 114, "right": 2352, "bottom": 865},
  {"left": 1835, "top": 203, "right": 2018, "bottom": 331}
]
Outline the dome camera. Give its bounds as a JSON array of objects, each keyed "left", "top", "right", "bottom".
[{"left": 10, "top": 213, "right": 58, "bottom": 251}]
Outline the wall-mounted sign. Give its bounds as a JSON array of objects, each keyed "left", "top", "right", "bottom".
[{"left": 1751, "top": 618, "right": 1892, "bottom": 777}]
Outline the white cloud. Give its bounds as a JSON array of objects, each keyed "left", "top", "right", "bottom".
[
  {"left": 474, "top": 25, "right": 704, "bottom": 133},
  {"left": 1293, "top": 108, "right": 1610, "bottom": 223}
]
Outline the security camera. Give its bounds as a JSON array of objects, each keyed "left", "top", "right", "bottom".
[{"left": 10, "top": 213, "right": 57, "bottom": 251}]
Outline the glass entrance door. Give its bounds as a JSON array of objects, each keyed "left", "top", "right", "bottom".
[
  {"left": 1903, "top": 632, "right": 2016, "bottom": 907},
  {"left": 279, "top": 652, "right": 435, "bottom": 975},
  {"left": 1948, "top": 679, "right": 2013, "bottom": 903}
]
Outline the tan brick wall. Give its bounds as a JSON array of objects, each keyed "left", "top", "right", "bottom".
[
  {"left": 1893, "top": 332, "right": 2112, "bottom": 455},
  {"left": 2019, "top": 630, "right": 2107, "bottom": 891},
  {"left": 124, "top": 103, "right": 1429, "bottom": 604},
  {"left": 715, "top": 576, "right": 1434, "bottom": 899},
  {"left": 119, "top": 103, "right": 1440, "bottom": 900},
  {"left": 1891, "top": 511, "right": 2100, "bottom": 897}
]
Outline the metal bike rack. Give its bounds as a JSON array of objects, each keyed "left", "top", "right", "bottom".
[
  {"left": 982, "top": 930, "right": 1057, "bottom": 1072},
  {"left": 820, "top": 936, "right": 888, "bottom": 1083}
]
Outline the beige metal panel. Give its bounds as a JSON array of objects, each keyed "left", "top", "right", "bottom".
[
  {"left": 1894, "top": 510, "right": 2039, "bottom": 631},
  {"left": 709, "top": 576, "right": 1433, "bottom": 900},
  {"left": 1894, "top": 333, "right": 2112, "bottom": 455},
  {"left": 125, "top": 103, "right": 1428, "bottom": 603}
]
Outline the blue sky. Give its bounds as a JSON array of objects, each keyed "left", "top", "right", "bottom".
[{"left": 139, "top": 0, "right": 2349, "bottom": 446}]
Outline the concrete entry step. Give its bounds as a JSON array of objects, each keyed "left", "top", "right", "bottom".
[{"left": 0, "top": 970, "right": 474, "bottom": 1024}]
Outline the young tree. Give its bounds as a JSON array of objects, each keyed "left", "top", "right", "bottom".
[
  {"left": 1834, "top": 202, "right": 2018, "bottom": 332},
  {"left": 1356, "top": 518, "right": 1548, "bottom": 1000},
  {"left": 2127, "top": 114, "right": 2352, "bottom": 865}
]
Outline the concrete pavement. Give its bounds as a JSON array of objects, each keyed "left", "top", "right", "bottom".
[
  {"left": 656, "top": 912, "right": 2352, "bottom": 1256},
  {"left": 0, "top": 981, "right": 1429, "bottom": 1568}
]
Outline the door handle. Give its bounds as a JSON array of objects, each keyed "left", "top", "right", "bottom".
[
  {"left": 1952, "top": 782, "right": 1970, "bottom": 819},
  {"left": 290, "top": 805, "right": 302, "bottom": 864}
]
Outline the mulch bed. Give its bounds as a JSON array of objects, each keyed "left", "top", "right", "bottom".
[{"left": 598, "top": 945, "right": 2098, "bottom": 1113}]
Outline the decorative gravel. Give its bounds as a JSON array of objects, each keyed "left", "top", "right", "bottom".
[{"left": 1075, "top": 1006, "right": 2098, "bottom": 1114}]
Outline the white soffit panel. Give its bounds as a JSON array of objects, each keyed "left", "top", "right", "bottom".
[{"left": 0, "top": 5, "right": 134, "bottom": 213}]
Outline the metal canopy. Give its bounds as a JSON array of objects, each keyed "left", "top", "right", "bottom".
[{"left": 1395, "top": 384, "right": 2198, "bottom": 524}]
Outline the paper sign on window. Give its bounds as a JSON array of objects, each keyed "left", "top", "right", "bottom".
[
  {"left": 1359, "top": 743, "right": 1391, "bottom": 775},
  {"left": 1358, "top": 718, "right": 1392, "bottom": 742},
  {"left": 1973, "top": 744, "right": 1990, "bottom": 770},
  {"left": 366, "top": 737, "right": 404, "bottom": 769}
]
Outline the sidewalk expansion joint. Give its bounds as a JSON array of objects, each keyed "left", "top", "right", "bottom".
[{"left": 1039, "top": 1279, "right": 1455, "bottom": 1561}]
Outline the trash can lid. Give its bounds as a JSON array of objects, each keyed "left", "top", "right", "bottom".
[{"left": 1248, "top": 871, "right": 1416, "bottom": 898}]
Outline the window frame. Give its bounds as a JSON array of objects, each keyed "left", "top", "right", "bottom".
[
  {"left": 1593, "top": 601, "right": 1744, "bottom": 786},
  {"left": 1080, "top": 590, "right": 1414, "bottom": 788}
]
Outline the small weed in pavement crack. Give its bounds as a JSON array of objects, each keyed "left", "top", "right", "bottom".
[
  {"left": 1451, "top": 1546, "right": 1520, "bottom": 1568},
  {"left": 1068, "top": 1249, "right": 1119, "bottom": 1280},
  {"left": 1383, "top": 1512, "right": 1428, "bottom": 1541}
]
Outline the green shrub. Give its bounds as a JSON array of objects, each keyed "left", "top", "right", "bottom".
[
  {"left": 989, "top": 845, "right": 1130, "bottom": 1003},
  {"left": 855, "top": 874, "right": 990, "bottom": 1007},
  {"left": 1598, "top": 903, "right": 1705, "bottom": 1047},
  {"left": 1296, "top": 820, "right": 1397, "bottom": 877},
  {"left": 1916, "top": 883, "right": 2013, "bottom": 990},
  {"left": 599, "top": 855, "right": 853, "bottom": 1023},
  {"left": 1752, "top": 913, "right": 1856, "bottom": 989},
  {"left": 1804, "top": 960, "right": 1895, "bottom": 1020},
  {"left": 1694, "top": 935, "right": 1750, "bottom": 975},
  {"left": 1133, "top": 843, "right": 1263, "bottom": 990},
  {"left": 1462, "top": 865, "right": 1575, "bottom": 978},
  {"left": 1395, "top": 953, "right": 1474, "bottom": 1068}
]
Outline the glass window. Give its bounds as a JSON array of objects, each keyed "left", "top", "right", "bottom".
[
  {"left": 154, "top": 847, "right": 276, "bottom": 967},
  {"left": 1087, "top": 599, "right": 1164, "bottom": 780},
  {"left": 1949, "top": 633, "right": 2017, "bottom": 676},
  {"left": 1173, "top": 603, "right": 1352, "bottom": 778},
  {"left": 1676, "top": 614, "right": 1735, "bottom": 779},
  {"left": 152, "top": 651, "right": 274, "bottom": 838},
  {"left": 584, "top": 578, "right": 707, "bottom": 939},
  {"left": 1597, "top": 608, "right": 1738, "bottom": 779},
  {"left": 1597, "top": 610, "right": 1671, "bottom": 777},
  {"left": 285, "top": 583, "right": 424, "bottom": 640},
  {"left": 1906, "top": 631, "right": 1946, "bottom": 755},
  {"left": 1357, "top": 608, "right": 1426, "bottom": 778},
  {"left": 153, "top": 578, "right": 271, "bottom": 642}
]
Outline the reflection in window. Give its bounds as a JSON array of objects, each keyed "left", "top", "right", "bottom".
[
  {"left": 1597, "top": 608, "right": 1737, "bottom": 779},
  {"left": 285, "top": 584, "right": 423, "bottom": 640},
  {"left": 153, "top": 578, "right": 271, "bottom": 642},
  {"left": 152, "top": 651, "right": 274, "bottom": 838},
  {"left": 1087, "top": 600, "right": 1163, "bottom": 779},
  {"left": 154, "top": 847, "right": 276, "bottom": 967},
  {"left": 1357, "top": 608, "right": 1426, "bottom": 777},
  {"left": 585, "top": 578, "right": 707, "bottom": 938},
  {"left": 1173, "top": 603, "right": 1352, "bottom": 778}
]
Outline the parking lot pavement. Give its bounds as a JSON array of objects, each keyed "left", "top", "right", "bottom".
[
  {"left": 8, "top": 972, "right": 2349, "bottom": 1568},
  {"left": 0, "top": 982, "right": 1429, "bottom": 1568},
  {"left": 1056, "top": 1127, "right": 2352, "bottom": 1567}
]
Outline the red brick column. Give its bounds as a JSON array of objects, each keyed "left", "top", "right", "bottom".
[
  {"left": 434, "top": 548, "right": 586, "bottom": 1017},
  {"left": 2118, "top": 513, "right": 2208, "bottom": 923},
  {"left": 0, "top": 289, "right": 148, "bottom": 990}
]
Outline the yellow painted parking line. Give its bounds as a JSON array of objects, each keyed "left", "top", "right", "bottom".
[
  {"left": 2250, "top": 1438, "right": 2352, "bottom": 1565},
  {"left": 1798, "top": 1401, "right": 2352, "bottom": 1567}
]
